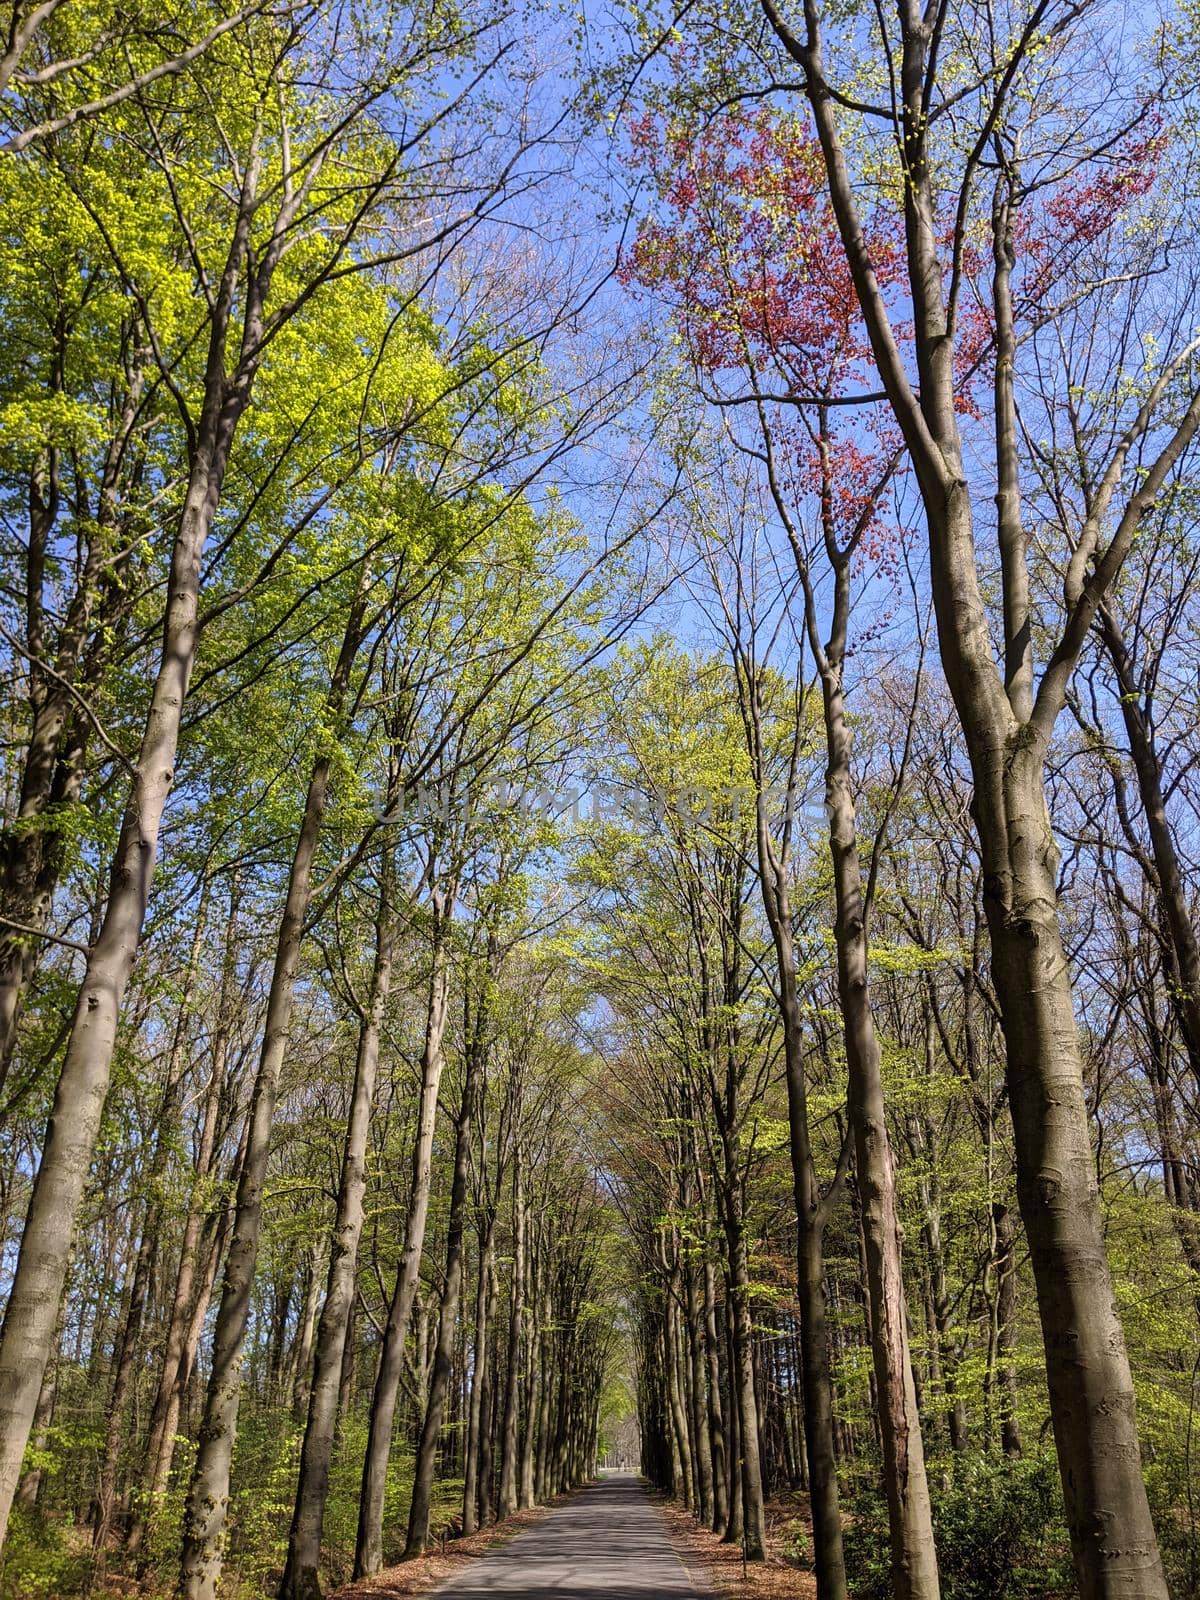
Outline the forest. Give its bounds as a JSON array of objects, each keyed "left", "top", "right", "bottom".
[{"left": 0, "top": 2, "right": 1198, "bottom": 1599}]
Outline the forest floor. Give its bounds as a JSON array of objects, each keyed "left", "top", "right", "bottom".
[{"left": 656, "top": 1490, "right": 819, "bottom": 1600}]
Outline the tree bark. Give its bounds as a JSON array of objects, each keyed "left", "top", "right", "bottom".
[
  {"left": 518, "top": 1251, "right": 539, "bottom": 1511},
  {"left": 0, "top": 354, "right": 145, "bottom": 1090},
  {"left": 478, "top": 1271, "right": 498, "bottom": 1526},
  {"left": 179, "top": 598, "right": 365, "bottom": 1600},
  {"left": 701, "top": 1258, "right": 729, "bottom": 1537},
  {"left": 354, "top": 890, "right": 453, "bottom": 1578},
  {"left": 280, "top": 857, "right": 397, "bottom": 1600},
  {"left": 462, "top": 1221, "right": 495, "bottom": 1535},
  {"left": 750, "top": 753, "right": 847, "bottom": 1597},
  {"left": 992, "top": 1203, "right": 1022, "bottom": 1459},
  {"left": 405, "top": 1037, "right": 479, "bottom": 1554},
  {"left": 665, "top": 1290, "right": 695, "bottom": 1510},
  {"left": 497, "top": 1154, "right": 526, "bottom": 1519},
  {"left": 683, "top": 1258, "right": 714, "bottom": 1527},
  {"left": 722, "top": 1178, "right": 765, "bottom": 1560},
  {"left": 291, "top": 1246, "right": 324, "bottom": 1423}
]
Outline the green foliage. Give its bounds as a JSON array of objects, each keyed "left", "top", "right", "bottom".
[
  {"left": 780, "top": 1514, "right": 811, "bottom": 1566},
  {"left": 0, "top": 1507, "right": 92, "bottom": 1600},
  {"left": 227, "top": 1418, "right": 304, "bottom": 1595},
  {"left": 842, "top": 1454, "right": 1074, "bottom": 1600}
]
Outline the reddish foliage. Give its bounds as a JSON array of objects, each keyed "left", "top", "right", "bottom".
[
  {"left": 621, "top": 105, "right": 1163, "bottom": 585},
  {"left": 620, "top": 111, "right": 909, "bottom": 577},
  {"left": 621, "top": 111, "right": 901, "bottom": 404},
  {"left": 1020, "top": 124, "right": 1164, "bottom": 307}
]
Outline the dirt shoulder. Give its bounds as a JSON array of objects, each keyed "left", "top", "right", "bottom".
[{"left": 654, "top": 1490, "right": 818, "bottom": 1600}]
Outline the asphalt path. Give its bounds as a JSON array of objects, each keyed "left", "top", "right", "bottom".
[{"left": 428, "top": 1475, "right": 709, "bottom": 1600}]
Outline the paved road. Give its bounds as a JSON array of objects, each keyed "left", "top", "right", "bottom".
[{"left": 430, "top": 1475, "right": 708, "bottom": 1600}]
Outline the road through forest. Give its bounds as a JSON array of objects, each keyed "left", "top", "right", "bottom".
[{"left": 428, "top": 1476, "right": 709, "bottom": 1600}]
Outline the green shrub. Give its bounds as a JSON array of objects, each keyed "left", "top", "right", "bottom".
[
  {"left": 843, "top": 1452, "right": 1073, "bottom": 1600},
  {"left": 0, "top": 1508, "right": 92, "bottom": 1600},
  {"left": 781, "top": 1515, "right": 811, "bottom": 1567}
]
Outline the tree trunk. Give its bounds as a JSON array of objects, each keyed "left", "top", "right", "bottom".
[
  {"left": 683, "top": 1260, "right": 714, "bottom": 1527},
  {"left": 354, "top": 892, "right": 453, "bottom": 1578},
  {"left": 722, "top": 1296, "right": 742, "bottom": 1548},
  {"left": 98, "top": 912, "right": 207, "bottom": 1556},
  {"left": 405, "top": 1040, "right": 479, "bottom": 1554},
  {"left": 291, "top": 1246, "right": 324, "bottom": 1423},
  {"left": 992, "top": 1203, "right": 1021, "bottom": 1459},
  {"left": 702, "top": 1259, "right": 729, "bottom": 1537},
  {"left": 497, "top": 1155, "right": 525, "bottom": 1519},
  {"left": 478, "top": 1275, "right": 497, "bottom": 1526},
  {"left": 131, "top": 889, "right": 238, "bottom": 1553},
  {"left": 819, "top": 633, "right": 939, "bottom": 1600},
  {"left": 761, "top": 7, "right": 1174, "bottom": 1584},
  {"left": 462, "top": 1223, "right": 495, "bottom": 1535},
  {"left": 534, "top": 1321, "right": 553, "bottom": 1502},
  {"left": 0, "top": 390, "right": 230, "bottom": 1551},
  {"left": 753, "top": 771, "right": 847, "bottom": 1598},
  {"left": 144, "top": 1122, "right": 243, "bottom": 1555},
  {"left": 665, "top": 1294, "right": 694, "bottom": 1508},
  {"left": 1096, "top": 599, "right": 1200, "bottom": 1096},
  {"left": 0, "top": 358, "right": 144, "bottom": 1090},
  {"left": 519, "top": 1269, "right": 539, "bottom": 1511},
  {"left": 180, "top": 597, "right": 364, "bottom": 1600},
  {"left": 280, "top": 864, "right": 397, "bottom": 1600},
  {"left": 985, "top": 748, "right": 1164, "bottom": 1594},
  {"left": 723, "top": 1186, "right": 765, "bottom": 1560}
]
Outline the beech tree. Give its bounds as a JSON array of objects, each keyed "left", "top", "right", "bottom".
[{"left": 624, "top": 110, "right": 945, "bottom": 1598}]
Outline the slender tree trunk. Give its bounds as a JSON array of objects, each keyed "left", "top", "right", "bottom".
[
  {"left": 280, "top": 861, "right": 397, "bottom": 1600},
  {"left": 985, "top": 747, "right": 1164, "bottom": 1596},
  {"left": 291, "top": 1247, "right": 323, "bottom": 1422},
  {"left": 0, "top": 358, "right": 144, "bottom": 1090},
  {"left": 992, "top": 1203, "right": 1021, "bottom": 1458},
  {"left": 1096, "top": 599, "right": 1200, "bottom": 1094},
  {"left": 753, "top": 774, "right": 847, "bottom": 1598},
  {"left": 463, "top": 1222, "right": 495, "bottom": 1535},
  {"left": 180, "top": 598, "right": 364, "bottom": 1600},
  {"left": 94, "top": 1178, "right": 165, "bottom": 1553},
  {"left": 405, "top": 1039, "right": 478, "bottom": 1554},
  {"left": 721, "top": 1280, "right": 742, "bottom": 1547},
  {"left": 723, "top": 1184, "right": 765, "bottom": 1559},
  {"left": 478, "top": 1275, "right": 497, "bottom": 1526},
  {"left": 0, "top": 394, "right": 229, "bottom": 1551},
  {"left": 131, "top": 891, "right": 238, "bottom": 1553},
  {"left": 534, "top": 1321, "right": 553, "bottom": 1502},
  {"left": 354, "top": 892, "right": 453, "bottom": 1578},
  {"left": 796, "top": 1223, "right": 846, "bottom": 1593},
  {"left": 683, "top": 1260, "right": 714, "bottom": 1527},
  {"left": 497, "top": 1156, "right": 525, "bottom": 1519},
  {"left": 908, "top": 1113, "right": 965, "bottom": 1455},
  {"left": 336, "top": 1298, "right": 357, "bottom": 1435},
  {"left": 519, "top": 1271, "right": 539, "bottom": 1511},
  {"left": 817, "top": 619, "right": 939, "bottom": 1600},
  {"left": 665, "top": 1292, "right": 695, "bottom": 1510},
  {"left": 144, "top": 1122, "right": 242, "bottom": 1554},
  {"left": 702, "top": 1259, "right": 729, "bottom": 1537}
]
